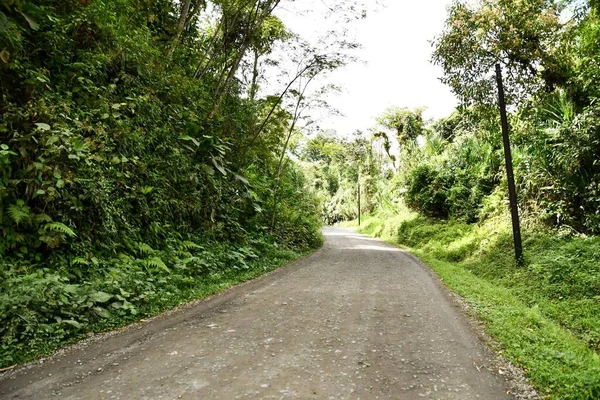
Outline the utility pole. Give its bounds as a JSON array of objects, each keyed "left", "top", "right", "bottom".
[
  {"left": 495, "top": 64, "right": 524, "bottom": 266},
  {"left": 358, "top": 167, "right": 361, "bottom": 226}
]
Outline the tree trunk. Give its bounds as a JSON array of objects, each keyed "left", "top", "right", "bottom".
[
  {"left": 269, "top": 74, "right": 314, "bottom": 230},
  {"left": 249, "top": 48, "right": 260, "bottom": 101},
  {"left": 169, "top": 0, "right": 193, "bottom": 56},
  {"left": 208, "top": 0, "right": 281, "bottom": 118},
  {"left": 270, "top": 121, "right": 297, "bottom": 231},
  {"left": 242, "top": 59, "right": 317, "bottom": 153},
  {"left": 208, "top": 42, "right": 249, "bottom": 118},
  {"left": 193, "top": 18, "right": 224, "bottom": 79}
]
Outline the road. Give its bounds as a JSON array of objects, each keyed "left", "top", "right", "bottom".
[{"left": 0, "top": 227, "right": 515, "bottom": 399}]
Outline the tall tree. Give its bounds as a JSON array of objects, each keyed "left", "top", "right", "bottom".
[
  {"left": 207, "top": 0, "right": 282, "bottom": 118},
  {"left": 376, "top": 107, "right": 425, "bottom": 147},
  {"left": 432, "top": 0, "right": 570, "bottom": 105}
]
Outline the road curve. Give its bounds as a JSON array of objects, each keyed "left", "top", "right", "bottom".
[{"left": 0, "top": 227, "right": 513, "bottom": 399}]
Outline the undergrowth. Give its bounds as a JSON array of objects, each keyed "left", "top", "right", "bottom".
[
  {"left": 0, "top": 235, "right": 318, "bottom": 368},
  {"left": 344, "top": 211, "right": 600, "bottom": 399},
  {"left": 0, "top": 0, "right": 326, "bottom": 370}
]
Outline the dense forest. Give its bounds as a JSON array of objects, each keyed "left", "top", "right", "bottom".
[
  {"left": 2, "top": 0, "right": 600, "bottom": 397},
  {"left": 0, "top": 0, "right": 368, "bottom": 366}
]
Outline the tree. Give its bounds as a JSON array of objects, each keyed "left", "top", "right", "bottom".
[
  {"left": 570, "top": 1, "right": 600, "bottom": 105},
  {"left": 376, "top": 107, "right": 425, "bottom": 147},
  {"left": 431, "top": 110, "right": 462, "bottom": 142},
  {"left": 206, "top": 0, "right": 283, "bottom": 118},
  {"left": 270, "top": 77, "right": 341, "bottom": 228},
  {"left": 432, "top": 0, "right": 571, "bottom": 105},
  {"left": 238, "top": 33, "right": 357, "bottom": 166},
  {"left": 244, "top": 15, "right": 290, "bottom": 101},
  {"left": 371, "top": 131, "right": 396, "bottom": 170},
  {"left": 169, "top": 0, "right": 207, "bottom": 56}
]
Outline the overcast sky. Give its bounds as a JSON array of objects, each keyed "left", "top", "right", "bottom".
[{"left": 276, "top": 0, "right": 458, "bottom": 136}]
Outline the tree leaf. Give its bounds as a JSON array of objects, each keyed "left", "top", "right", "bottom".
[
  {"left": 92, "top": 306, "right": 111, "bottom": 319},
  {"left": 212, "top": 157, "right": 227, "bottom": 176},
  {"left": 234, "top": 173, "right": 250, "bottom": 185},
  {"left": 63, "top": 319, "right": 82, "bottom": 329},
  {"left": 178, "top": 135, "right": 200, "bottom": 146},
  {"left": 18, "top": 11, "right": 39, "bottom": 31},
  {"left": 89, "top": 291, "right": 112, "bottom": 303},
  {"left": 0, "top": 49, "right": 9, "bottom": 63},
  {"left": 35, "top": 123, "right": 51, "bottom": 131},
  {"left": 46, "top": 136, "right": 59, "bottom": 146}
]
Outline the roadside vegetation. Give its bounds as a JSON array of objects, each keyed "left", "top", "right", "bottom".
[
  {"left": 0, "top": 0, "right": 370, "bottom": 367},
  {"left": 297, "top": 1, "right": 600, "bottom": 398},
  {"left": 2, "top": 0, "right": 600, "bottom": 397},
  {"left": 344, "top": 212, "right": 600, "bottom": 399}
]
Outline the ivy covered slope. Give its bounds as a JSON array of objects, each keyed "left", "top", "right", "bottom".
[{"left": 0, "top": 0, "right": 331, "bottom": 367}]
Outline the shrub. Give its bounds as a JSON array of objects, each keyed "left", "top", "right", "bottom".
[{"left": 404, "top": 163, "right": 452, "bottom": 218}]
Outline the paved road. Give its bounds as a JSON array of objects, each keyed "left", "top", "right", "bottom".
[{"left": 0, "top": 227, "right": 513, "bottom": 399}]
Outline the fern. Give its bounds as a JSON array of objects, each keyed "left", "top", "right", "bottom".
[
  {"left": 43, "top": 222, "right": 76, "bottom": 237},
  {"left": 181, "top": 240, "right": 203, "bottom": 250},
  {"left": 136, "top": 242, "right": 155, "bottom": 255},
  {"left": 142, "top": 257, "right": 170, "bottom": 273},
  {"left": 182, "top": 256, "right": 199, "bottom": 265},
  {"left": 140, "top": 186, "right": 154, "bottom": 195},
  {"left": 71, "top": 257, "right": 89, "bottom": 266},
  {"left": 32, "top": 213, "right": 52, "bottom": 224},
  {"left": 117, "top": 253, "right": 133, "bottom": 262},
  {"left": 7, "top": 200, "right": 31, "bottom": 225}
]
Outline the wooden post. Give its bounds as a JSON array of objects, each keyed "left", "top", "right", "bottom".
[
  {"left": 358, "top": 177, "right": 361, "bottom": 226},
  {"left": 358, "top": 167, "right": 361, "bottom": 226},
  {"left": 495, "top": 64, "right": 524, "bottom": 265}
]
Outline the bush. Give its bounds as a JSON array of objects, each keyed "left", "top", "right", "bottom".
[
  {"left": 515, "top": 97, "right": 600, "bottom": 234},
  {"left": 404, "top": 163, "right": 452, "bottom": 218}
]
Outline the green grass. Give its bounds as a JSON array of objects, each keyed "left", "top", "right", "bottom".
[{"left": 344, "top": 212, "right": 600, "bottom": 399}]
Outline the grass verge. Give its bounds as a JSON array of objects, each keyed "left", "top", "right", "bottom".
[{"left": 343, "top": 213, "right": 600, "bottom": 399}]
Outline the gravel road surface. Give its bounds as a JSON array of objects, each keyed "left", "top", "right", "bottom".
[{"left": 0, "top": 227, "right": 515, "bottom": 399}]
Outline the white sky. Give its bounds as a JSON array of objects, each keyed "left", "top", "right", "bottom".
[{"left": 276, "top": 0, "right": 458, "bottom": 136}]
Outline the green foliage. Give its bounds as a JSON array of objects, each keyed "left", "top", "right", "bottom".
[
  {"left": 0, "top": 235, "right": 305, "bottom": 367},
  {"left": 426, "top": 0, "right": 600, "bottom": 231},
  {"left": 404, "top": 164, "right": 452, "bottom": 218},
  {"left": 514, "top": 95, "right": 600, "bottom": 233},
  {"left": 7, "top": 200, "right": 30, "bottom": 225},
  {"left": 41, "top": 222, "right": 76, "bottom": 237},
  {"left": 376, "top": 107, "right": 425, "bottom": 147},
  {"left": 299, "top": 131, "right": 382, "bottom": 225},
  {"left": 432, "top": 0, "right": 570, "bottom": 104},
  {"left": 348, "top": 212, "right": 600, "bottom": 399},
  {"left": 0, "top": 0, "right": 329, "bottom": 367},
  {"left": 398, "top": 118, "right": 502, "bottom": 223}
]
